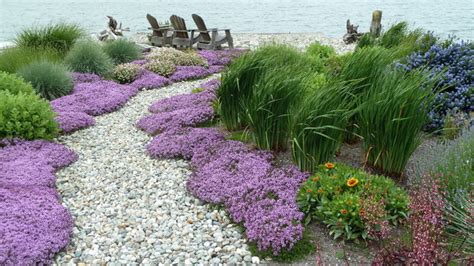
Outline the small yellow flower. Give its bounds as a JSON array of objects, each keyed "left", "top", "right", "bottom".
[
  {"left": 325, "top": 162, "right": 335, "bottom": 169},
  {"left": 311, "top": 176, "right": 320, "bottom": 182},
  {"left": 306, "top": 188, "right": 313, "bottom": 193},
  {"left": 347, "top": 177, "right": 359, "bottom": 187},
  {"left": 317, "top": 188, "right": 324, "bottom": 194}
]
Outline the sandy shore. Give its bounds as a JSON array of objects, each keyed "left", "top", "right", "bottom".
[{"left": 1, "top": 32, "right": 354, "bottom": 54}]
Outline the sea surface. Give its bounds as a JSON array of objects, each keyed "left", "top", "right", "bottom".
[{"left": 0, "top": 0, "right": 473, "bottom": 42}]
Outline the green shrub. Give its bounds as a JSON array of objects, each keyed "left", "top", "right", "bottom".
[
  {"left": 146, "top": 48, "right": 207, "bottom": 67},
  {"left": 218, "top": 45, "right": 314, "bottom": 131},
  {"left": 18, "top": 61, "right": 73, "bottom": 100},
  {"left": 357, "top": 70, "right": 435, "bottom": 175},
  {"left": 0, "top": 91, "right": 59, "bottom": 140},
  {"left": 291, "top": 82, "right": 352, "bottom": 172},
  {"left": 65, "top": 40, "right": 113, "bottom": 76},
  {"left": 0, "top": 46, "right": 62, "bottom": 73},
  {"left": 244, "top": 66, "right": 304, "bottom": 151},
  {"left": 112, "top": 63, "right": 141, "bottom": 84},
  {"left": 15, "top": 23, "right": 83, "bottom": 55},
  {"left": 307, "top": 41, "right": 336, "bottom": 61},
  {"left": 144, "top": 60, "right": 176, "bottom": 77},
  {"left": 103, "top": 39, "right": 141, "bottom": 65},
  {"left": 0, "top": 71, "right": 35, "bottom": 95},
  {"left": 297, "top": 163, "right": 409, "bottom": 240}
]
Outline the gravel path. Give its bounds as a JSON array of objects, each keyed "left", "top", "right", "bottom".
[{"left": 54, "top": 76, "right": 257, "bottom": 264}]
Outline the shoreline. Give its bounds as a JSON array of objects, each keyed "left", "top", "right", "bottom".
[{"left": 0, "top": 32, "right": 355, "bottom": 53}]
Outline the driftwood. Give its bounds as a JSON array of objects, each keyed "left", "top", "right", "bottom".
[
  {"left": 98, "top": 16, "right": 130, "bottom": 41},
  {"left": 343, "top": 19, "right": 363, "bottom": 44}
]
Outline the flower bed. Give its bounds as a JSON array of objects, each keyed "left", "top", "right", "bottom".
[
  {"left": 0, "top": 140, "right": 77, "bottom": 264},
  {"left": 138, "top": 79, "right": 309, "bottom": 254}
]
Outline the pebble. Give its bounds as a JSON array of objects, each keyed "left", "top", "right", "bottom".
[{"left": 53, "top": 76, "right": 261, "bottom": 264}]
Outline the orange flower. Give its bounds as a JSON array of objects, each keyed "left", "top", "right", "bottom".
[
  {"left": 317, "top": 188, "right": 324, "bottom": 194},
  {"left": 340, "top": 209, "right": 348, "bottom": 215},
  {"left": 311, "top": 176, "right": 320, "bottom": 182},
  {"left": 325, "top": 162, "right": 335, "bottom": 169},
  {"left": 359, "top": 209, "right": 365, "bottom": 216},
  {"left": 347, "top": 177, "right": 359, "bottom": 187},
  {"left": 306, "top": 188, "right": 313, "bottom": 193}
]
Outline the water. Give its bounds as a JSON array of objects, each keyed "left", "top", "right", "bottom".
[{"left": 1, "top": 0, "right": 473, "bottom": 42}]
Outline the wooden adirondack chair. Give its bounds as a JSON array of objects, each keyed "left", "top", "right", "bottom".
[
  {"left": 146, "top": 14, "right": 172, "bottom": 47},
  {"left": 192, "top": 14, "right": 233, "bottom": 50},
  {"left": 169, "top": 15, "right": 200, "bottom": 49}
]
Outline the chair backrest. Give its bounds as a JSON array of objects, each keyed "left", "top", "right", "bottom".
[
  {"left": 192, "top": 14, "right": 211, "bottom": 42},
  {"left": 170, "top": 15, "right": 189, "bottom": 39},
  {"left": 146, "top": 14, "right": 163, "bottom": 37}
]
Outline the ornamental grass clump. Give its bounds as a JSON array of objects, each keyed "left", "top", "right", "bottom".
[
  {"left": 291, "top": 82, "right": 352, "bottom": 172},
  {"left": 297, "top": 163, "right": 409, "bottom": 240},
  {"left": 112, "top": 63, "right": 142, "bottom": 84},
  {"left": 218, "top": 44, "right": 314, "bottom": 131},
  {"left": 18, "top": 60, "right": 73, "bottom": 100},
  {"left": 102, "top": 39, "right": 141, "bottom": 65},
  {"left": 15, "top": 23, "right": 83, "bottom": 56},
  {"left": 64, "top": 40, "right": 113, "bottom": 76},
  {"left": 244, "top": 66, "right": 305, "bottom": 151},
  {"left": 144, "top": 59, "right": 176, "bottom": 77},
  {"left": 0, "top": 46, "right": 62, "bottom": 73},
  {"left": 357, "top": 70, "right": 435, "bottom": 175}
]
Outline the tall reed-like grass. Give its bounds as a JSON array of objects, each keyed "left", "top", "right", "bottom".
[
  {"left": 0, "top": 46, "right": 62, "bottom": 73},
  {"left": 244, "top": 66, "right": 305, "bottom": 151},
  {"left": 65, "top": 40, "right": 113, "bottom": 76},
  {"left": 291, "top": 81, "right": 353, "bottom": 172},
  {"left": 357, "top": 70, "right": 435, "bottom": 175},
  {"left": 103, "top": 39, "right": 141, "bottom": 65},
  {"left": 218, "top": 44, "right": 315, "bottom": 131},
  {"left": 15, "top": 23, "right": 83, "bottom": 55}
]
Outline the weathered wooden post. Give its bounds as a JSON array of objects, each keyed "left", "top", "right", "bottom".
[{"left": 370, "top": 10, "right": 383, "bottom": 37}]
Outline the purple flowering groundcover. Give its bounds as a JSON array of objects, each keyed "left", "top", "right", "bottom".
[
  {"left": 0, "top": 140, "right": 77, "bottom": 264},
  {"left": 139, "top": 79, "right": 309, "bottom": 254}
]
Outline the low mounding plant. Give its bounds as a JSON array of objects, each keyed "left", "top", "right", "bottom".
[
  {"left": 18, "top": 61, "right": 73, "bottom": 100},
  {"left": 0, "top": 71, "right": 35, "bottom": 95},
  {"left": 0, "top": 91, "right": 59, "bottom": 140},
  {"left": 64, "top": 40, "right": 113, "bottom": 76},
  {"left": 0, "top": 46, "right": 62, "bottom": 73},
  {"left": 218, "top": 45, "right": 314, "bottom": 131},
  {"left": 112, "top": 63, "right": 142, "bottom": 84},
  {"left": 102, "top": 39, "right": 141, "bottom": 65},
  {"left": 244, "top": 66, "right": 304, "bottom": 151},
  {"left": 291, "top": 82, "right": 352, "bottom": 172},
  {"left": 297, "top": 163, "right": 409, "bottom": 240},
  {"left": 146, "top": 48, "right": 208, "bottom": 67},
  {"left": 15, "top": 23, "right": 83, "bottom": 55},
  {"left": 144, "top": 60, "right": 176, "bottom": 77},
  {"left": 306, "top": 41, "right": 336, "bottom": 62},
  {"left": 357, "top": 70, "right": 435, "bottom": 175}
]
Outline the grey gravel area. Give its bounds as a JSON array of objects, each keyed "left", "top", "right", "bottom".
[{"left": 53, "top": 76, "right": 259, "bottom": 264}]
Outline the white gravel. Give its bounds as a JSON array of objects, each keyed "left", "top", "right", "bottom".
[{"left": 54, "top": 75, "right": 258, "bottom": 264}]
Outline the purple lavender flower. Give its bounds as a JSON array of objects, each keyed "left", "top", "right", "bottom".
[
  {"left": 148, "top": 91, "right": 215, "bottom": 113},
  {"left": 130, "top": 59, "right": 147, "bottom": 66},
  {"left": 169, "top": 66, "right": 210, "bottom": 82},
  {"left": 197, "top": 49, "right": 246, "bottom": 66},
  {"left": 71, "top": 72, "right": 101, "bottom": 84},
  {"left": 54, "top": 111, "right": 96, "bottom": 133},
  {"left": 130, "top": 70, "right": 171, "bottom": 90}
]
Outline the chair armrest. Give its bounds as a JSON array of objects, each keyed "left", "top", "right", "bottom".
[{"left": 172, "top": 29, "right": 196, "bottom": 33}]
